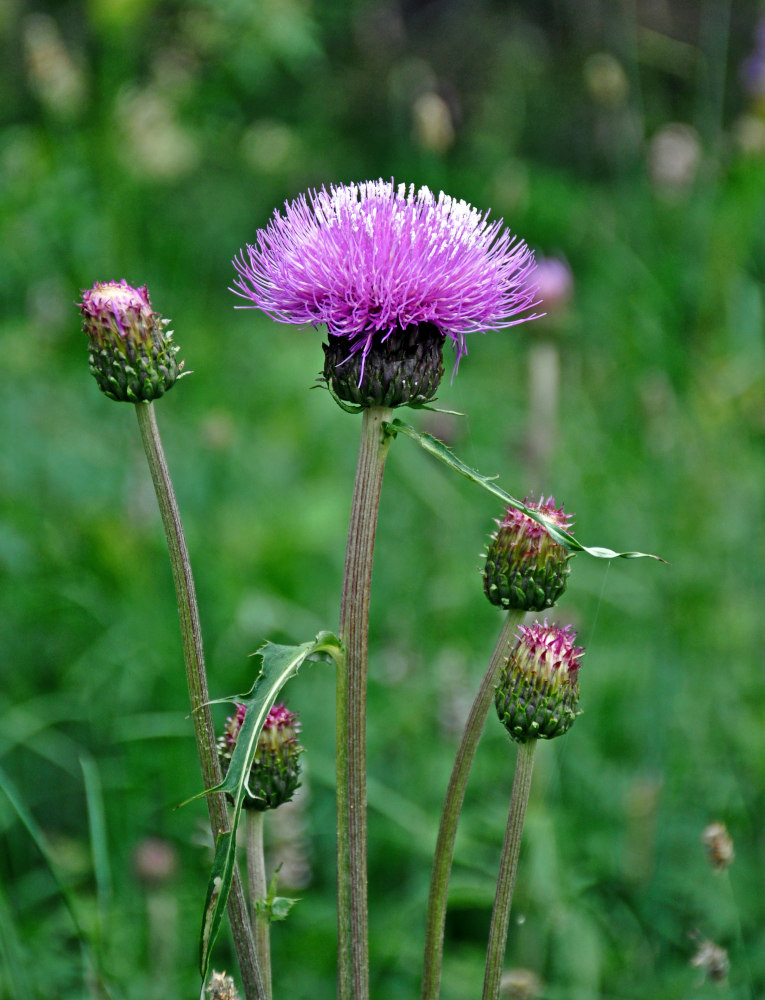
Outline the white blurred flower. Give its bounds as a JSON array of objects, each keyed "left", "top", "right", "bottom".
[
  {"left": 23, "top": 14, "right": 85, "bottom": 118},
  {"left": 648, "top": 123, "right": 700, "bottom": 197}
]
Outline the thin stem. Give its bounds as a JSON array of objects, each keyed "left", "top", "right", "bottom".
[
  {"left": 421, "top": 610, "right": 524, "bottom": 1000},
  {"left": 482, "top": 740, "right": 537, "bottom": 1000},
  {"left": 246, "top": 811, "right": 272, "bottom": 1000},
  {"left": 134, "top": 402, "right": 264, "bottom": 1000},
  {"left": 336, "top": 405, "right": 393, "bottom": 1000}
]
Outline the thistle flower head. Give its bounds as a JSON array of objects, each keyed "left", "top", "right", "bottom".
[
  {"left": 218, "top": 702, "right": 303, "bottom": 811},
  {"left": 495, "top": 621, "right": 583, "bottom": 743},
  {"left": 78, "top": 280, "right": 183, "bottom": 402},
  {"left": 232, "top": 180, "right": 539, "bottom": 406},
  {"left": 483, "top": 497, "right": 574, "bottom": 612}
]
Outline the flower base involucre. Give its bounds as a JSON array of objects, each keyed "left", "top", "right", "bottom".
[{"left": 323, "top": 323, "right": 444, "bottom": 408}]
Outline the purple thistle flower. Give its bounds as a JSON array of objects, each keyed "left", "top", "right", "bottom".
[{"left": 232, "top": 180, "right": 539, "bottom": 374}]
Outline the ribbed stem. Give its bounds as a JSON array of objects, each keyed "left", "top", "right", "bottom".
[
  {"left": 482, "top": 740, "right": 537, "bottom": 1000},
  {"left": 246, "top": 811, "right": 272, "bottom": 1000},
  {"left": 336, "top": 406, "right": 393, "bottom": 1000},
  {"left": 134, "top": 402, "right": 264, "bottom": 1000},
  {"left": 421, "top": 610, "right": 524, "bottom": 1000}
]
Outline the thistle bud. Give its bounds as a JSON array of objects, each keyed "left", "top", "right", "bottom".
[
  {"left": 79, "top": 280, "right": 183, "bottom": 402},
  {"left": 322, "top": 322, "right": 444, "bottom": 409},
  {"left": 218, "top": 703, "right": 303, "bottom": 811},
  {"left": 483, "top": 497, "right": 574, "bottom": 612},
  {"left": 495, "top": 622, "right": 583, "bottom": 743}
]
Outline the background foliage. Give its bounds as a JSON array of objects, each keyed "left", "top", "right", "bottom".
[{"left": 2, "top": 0, "right": 764, "bottom": 997}]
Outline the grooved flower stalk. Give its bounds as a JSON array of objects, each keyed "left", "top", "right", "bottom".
[
  {"left": 246, "top": 811, "right": 271, "bottom": 1000},
  {"left": 134, "top": 402, "right": 264, "bottom": 1000},
  {"left": 421, "top": 609, "right": 525, "bottom": 1000},
  {"left": 337, "top": 405, "right": 393, "bottom": 1000},
  {"left": 481, "top": 741, "right": 536, "bottom": 1000}
]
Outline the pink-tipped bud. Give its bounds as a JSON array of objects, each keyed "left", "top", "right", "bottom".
[
  {"left": 495, "top": 621, "right": 583, "bottom": 742},
  {"left": 483, "top": 497, "right": 574, "bottom": 612},
  {"left": 78, "top": 280, "right": 183, "bottom": 402},
  {"left": 218, "top": 703, "right": 303, "bottom": 811}
]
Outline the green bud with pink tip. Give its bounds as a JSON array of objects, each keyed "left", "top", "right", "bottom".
[
  {"left": 79, "top": 280, "right": 184, "bottom": 402},
  {"left": 483, "top": 496, "right": 574, "bottom": 612},
  {"left": 218, "top": 703, "right": 303, "bottom": 811},
  {"left": 495, "top": 621, "right": 583, "bottom": 743}
]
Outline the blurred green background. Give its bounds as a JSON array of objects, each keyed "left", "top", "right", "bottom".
[{"left": 2, "top": 0, "right": 765, "bottom": 997}]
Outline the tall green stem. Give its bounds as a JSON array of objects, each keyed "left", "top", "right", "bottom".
[
  {"left": 336, "top": 405, "right": 393, "bottom": 1000},
  {"left": 421, "top": 610, "right": 524, "bottom": 1000},
  {"left": 134, "top": 402, "right": 264, "bottom": 1000},
  {"left": 482, "top": 740, "right": 537, "bottom": 1000},
  {"left": 246, "top": 811, "right": 272, "bottom": 1000}
]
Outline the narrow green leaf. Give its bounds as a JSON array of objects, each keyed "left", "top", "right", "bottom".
[
  {"left": 0, "top": 763, "right": 87, "bottom": 942},
  {"left": 199, "top": 630, "right": 342, "bottom": 980},
  {"left": 385, "top": 419, "right": 665, "bottom": 561},
  {"left": 80, "top": 754, "right": 112, "bottom": 925}
]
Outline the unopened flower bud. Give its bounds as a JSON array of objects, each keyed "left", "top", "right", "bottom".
[
  {"left": 701, "top": 822, "right": 734, "bottom": 871},
  {"left": 79, "top": 280, "right": 183, "bottom": 402},
  {"left": 218, "top": 703, "right": 303, "bottom": 811},
  {"left": 495, "top": 622, "right": 583, "bottom": 743},
  {"left": 322, "top": 322, "right": 444, "bottom": 409},
  {"left": 483, "top": 497, "right": 574, "bottom": 612}
]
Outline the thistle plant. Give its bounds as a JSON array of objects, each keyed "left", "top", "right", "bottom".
[
  {"left": 422, "top": 496, "right": 574, "bottom": 1000},
  {"left": 71, "top": 183, "right": 661, "bottom": 1000},
  {"left": 78, "top": 282, "right": 264, "bottom": 1000},
  {"left": 233, "top": 178, "right": 539, "bottom": 1000}
]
